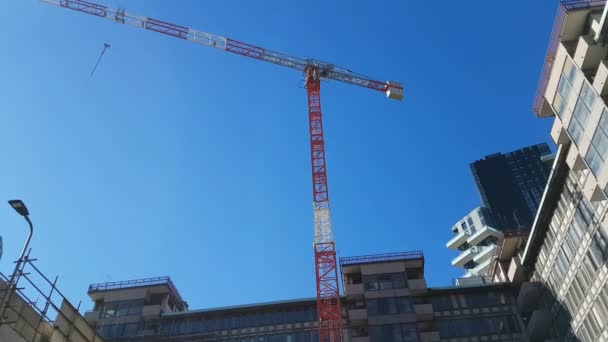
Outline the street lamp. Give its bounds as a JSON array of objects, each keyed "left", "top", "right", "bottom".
[{"left": 0, "top": 200, "right": 34, "bottom": 325}]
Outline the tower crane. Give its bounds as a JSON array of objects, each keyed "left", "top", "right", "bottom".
[{"left": 40, "top": 1, "right": 404, "bottom": 340}]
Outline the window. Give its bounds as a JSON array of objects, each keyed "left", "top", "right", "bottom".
[
  {"left": 580, "top": 253, "right": 599, "bottom": 285},
  {"left": 467, "top": 216, "right": 476, "bottom": 232},
  {"left": 364, "top": 273, "right": 407, "bottom": 291},
  {"left": 98, "top": 323, "right": 139, "bottom": 339},
  {"left": 367, "top": 297, "right": 413, "bottom": 316},
  {"left": 463, "top": 292, "right": 507, "bottom": 308},
  {"left": 595, "top": 288, "right": 608, "bottom": 321},
  {"left": 580, "top": 81, "right": 597, "bottom": 110},
  {"left": 589, "top": 228, "right": 608, "bottom": 266},
  {"left": 581, "top": 308, "right": 602, "bottom": 342},
  {"left": 553, "top": 92, "right": 568, "bottom": 119},
  {"left": 558, "top": 74, "right": 573, "bottom": 102},
  {"left": 564, "top": 59, "right": 578, "bottom": 84},
  {"left": 569, "top": 99, "right": 590, "bottom": 145},
  {"left": 369, "top": 324, "right": 417, "bottom": 342},
  {"left": 101, "top": 300, "right": 143, "bottom": 318},
  {"left": 586, "top": 109, "right": 608, "bottom": 176},
  {"left": 553, "top": 248, "right": 569, "bottom": 279},
  {"left": 431, "top": 295, "right": 453, "bottom": 312},
  {"left": 436, "top": 315, "right": 520, "bottom": 338}
]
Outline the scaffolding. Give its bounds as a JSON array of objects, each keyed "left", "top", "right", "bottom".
[{"left": 0, "top": 249, "right": 104, "bottom": 342}]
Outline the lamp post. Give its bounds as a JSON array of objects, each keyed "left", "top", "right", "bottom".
[{"left": 0, "top": 200, "right": 34, "bottom": 325}]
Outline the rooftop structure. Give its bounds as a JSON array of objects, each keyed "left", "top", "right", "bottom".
[{"left": 88, "top": 276, "right": 187, "bottom": 312}]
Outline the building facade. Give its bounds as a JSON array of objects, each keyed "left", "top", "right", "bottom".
[
  {"left": 81, "top": 251, "right": 526, "bottom": 342},
  {"left": 493, "top": 0, "right": 608, "bottom": 340}
]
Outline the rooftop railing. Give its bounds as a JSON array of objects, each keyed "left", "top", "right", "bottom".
[{"left": 339, "top": 251, "right": 423, "bottom": 267}]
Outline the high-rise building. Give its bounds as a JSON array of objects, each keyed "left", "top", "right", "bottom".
[
  {"left": 484, "top": 1, "right": 608, "bottom": 340},
  {"left": 470, "top": 143, "right": 552, "bottom": 231},
  {"left": 447, "top": 145, "right": 552, "bottom": 278},
  {"left": 79, "top": 251, "right": 526, "bottom": 342}
]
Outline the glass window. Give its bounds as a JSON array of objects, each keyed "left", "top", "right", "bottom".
[
  {"left": 558, "top": 74, "right": 573, "bottom": 101},
  {"left": 368, "top": 297, "right": 413, "bottom": 316},
  {"left": 569, "top": 119, "right": 585, "bottom": 145},
  {"left": 592, "top": 126, "right": 608, "bottom": 158},
  {"left": 586, "top": 146, "right": 603, "bottom": 176},
  {"left": 369, "top": 324, "right": 417, "bottom": 342},
  {"left": 564, "top": 59, "right": 578, "bottom": 84},
  {"left": 586, "top": 110, "right": 608, "bottom": 176},
  {"left": 363, "top": 273, "right": 407, "bottom": 291},
  {"left": 580, "top": 82, "right": 597, "bottom": 110},
  {"left": 553, "top": 93, "right": 568, "bottom": 119},
  {"left": 101, "top": 300, "right": 143, "bottom": 318},
  {"left": 569, "top": 100, "right": 590, "bottom": 145},
  {"left": 436, "top": 315, "right": 520, "bottom": 338},
  {"left": 590, "top": 229, "right": 608, "bottom": 265},
  {"left": 600, "top": 110, "right": 608, "bottom": 133},
  {"left": 595, "top": 290, "right": 608, "bottom": 321}
]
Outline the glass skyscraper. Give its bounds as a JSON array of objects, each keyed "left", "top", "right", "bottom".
[{"left": 470, "top": 143, "right": 552, "bottom": 231}]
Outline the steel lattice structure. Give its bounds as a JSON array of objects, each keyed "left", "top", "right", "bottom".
[{"left": 40, "top": 1, "right": 404, "bottom": 340}]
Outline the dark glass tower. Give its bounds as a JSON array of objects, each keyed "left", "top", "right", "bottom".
[{"left": 470, "top": 143, "right": 552, "bottom": 231}]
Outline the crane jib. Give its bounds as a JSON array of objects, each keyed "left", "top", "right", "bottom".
[
  {"left": 145, "top": 18, "right": 189, "bottom": 40},
  {"left": 52, "top": 0, "right": 403, "bottom": 99},
  {"left": 60, "top": 0, "right": 106, "bottom": 17}
]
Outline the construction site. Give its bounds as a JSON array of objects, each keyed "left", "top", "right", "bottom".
[{"left": 4, "top": 0, "right": 608, "bottom": 341}]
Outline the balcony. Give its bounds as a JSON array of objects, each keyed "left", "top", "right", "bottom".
[
  {"left": 467, "top": 225, "right": 501, "bottom": 246},
  {"left": 468, "top": 258, "right": 492, "bottom": 276},
  {"left": 414, "top": 304, "right": 433, "bottom": 321},
  {"left": 344, "top": 283, "right": 364, "bottom": 297},
  {"left": 348, "top": 309, "right": 368, "bottom": 324},
  {"left": 451, "top": 248, "right": 474, "bottom": 267},
  {"left": 446, "top": 231, "right": 468, "bottom": 250},
  {"left": 453, "top": 276, "right": 492, "bottom": 287},
  {"left": 472, "top": 245, "right": 497, "bottom": 264}
]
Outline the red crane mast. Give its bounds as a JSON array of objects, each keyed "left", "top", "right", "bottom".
[{"left": 40, "top": 1, "right": 404, "bottom": 340}]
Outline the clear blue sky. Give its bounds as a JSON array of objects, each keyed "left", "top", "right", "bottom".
[{"left": 1, "top": 0, "right": 557, "bottom": 311}]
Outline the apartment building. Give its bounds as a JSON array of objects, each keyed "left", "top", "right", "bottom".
[{"left": 80, "top": 251, "right": 525, "bottom": 342}]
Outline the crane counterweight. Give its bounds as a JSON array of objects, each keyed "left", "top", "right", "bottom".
[{"left": 387, "top": 81, "right": 404, "bottom": 100}]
